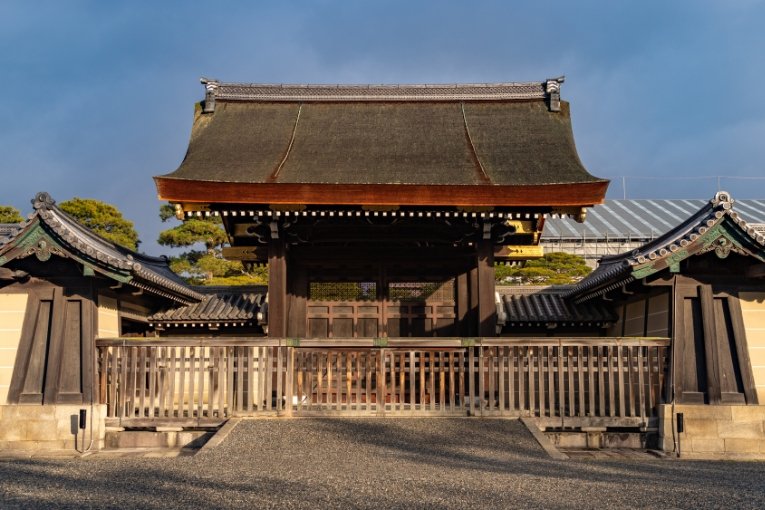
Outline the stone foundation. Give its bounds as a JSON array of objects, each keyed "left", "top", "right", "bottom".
[
  {"left": 0, "top": 404, "right": 107, "bottom": 452},
  {"left": 659, "top": 404, "right": 765, "bottom": 459}
]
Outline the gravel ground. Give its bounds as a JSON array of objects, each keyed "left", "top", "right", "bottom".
[{"left": 2, "top": 418, "right": 764, "bottom": 509}]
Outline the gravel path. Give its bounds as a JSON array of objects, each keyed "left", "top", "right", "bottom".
[{"left": 2, "top": 418, "right": 764, "bottom": 509}]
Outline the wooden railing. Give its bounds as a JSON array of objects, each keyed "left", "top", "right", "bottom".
[{"left": 96, "top": 337, "right": 670, "bottom": 427}]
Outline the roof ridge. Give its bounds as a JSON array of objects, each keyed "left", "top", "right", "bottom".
[
  {"left": 199, "top": 77, "right": 565, "bottom": 106},
  {"left": 567, "top": 191, "right": 765, "bottom": 302},
  {"left": 25, "top": 192, "right": 203, "bottom": 304}
]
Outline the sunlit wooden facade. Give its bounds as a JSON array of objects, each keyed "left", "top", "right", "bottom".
[
  {"left": 2, "top": 78, "right": 764, "bottom": 456},
  {"left": 155, "top": 78, "right": 608, "bottom": 340}
]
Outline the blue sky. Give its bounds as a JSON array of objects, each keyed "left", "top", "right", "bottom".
[{"left": 2, "top": 1, "right": 764, "bottom": 255}]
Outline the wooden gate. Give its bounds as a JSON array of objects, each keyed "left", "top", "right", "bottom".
[{"left": 306, "top": 279, "right": 456, "bottom": 338}]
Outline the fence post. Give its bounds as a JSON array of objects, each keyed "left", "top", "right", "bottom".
[
  {"left": 284, "top": 346, "right": 294, "bottom": 417},
  {"left": 377, "top": 348, "right": 386, "bottom": 416},
  {"left": 478, "top": 344, "right": 485, "bottom": 417}
]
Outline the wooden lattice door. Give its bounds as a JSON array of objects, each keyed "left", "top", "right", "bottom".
[
  {"left": 306, "top": 278, "right": 456, "bottom": 338},
  {"left": 386, "top": 280, "right": 456, "bottom": 337},
  {"left": 306, "top": 281, "right": 381, "bottom": 338}
]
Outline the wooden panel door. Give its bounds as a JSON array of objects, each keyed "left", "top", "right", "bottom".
[
  {"left": 673, "top": 283, "right": 757, "bottom": 405},
  {"left": 306, "top": 279, "right": 458, "bottom": 338},
  {"left": 306, "top": 281, "right": 380, "bottom": 338},
  {"left": 8, "top": 285, "right": 94, "bottom": 405},
  {"left": 386, "top": 280, "right": 456, "bottom": 337}
]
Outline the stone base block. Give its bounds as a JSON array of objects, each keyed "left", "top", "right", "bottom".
[
  {"left": 0, "top": 404, "right": 106, "bottom": 452},
  {"left": 659, "top": 404, "right": 765, "bottom": 459}
]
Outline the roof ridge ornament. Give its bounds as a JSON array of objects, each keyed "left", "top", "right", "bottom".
[
  {"left": 545, "top": 76, "right": 565, "bottom": 112},
  {"left": 712, "top": 190, "right": 733, "bottom": 208},
  {"left": 201, "top": 77, "right": 220, "bottom": 113},
  {"left": 32, "top": 192, "right": 55, "bottom": 210}
]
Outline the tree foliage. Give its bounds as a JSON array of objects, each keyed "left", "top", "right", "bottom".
[
  {"left": 496, "top": 252, "right": 591, "bottom": 286},
  {"left": 158, "top": 206, "right": 266, "bottom": 286},
  {"left": 157, "top": 218, "right": 229, "bottom": 252},
  {"left": 0, "top": 206, "right": 24, "bottom": 223},
  {"left": 59, "top": 198, "right": 140, "bottom": 251}
]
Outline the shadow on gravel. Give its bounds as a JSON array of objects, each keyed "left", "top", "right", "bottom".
[
  {"left": 1, "top": 418, "right": 764, "bottom": 509},
  {"left": 0, "top": 457, "right": 442, "bottom": 509},
  {"left": 286, "top": 418, "right": 765, "bottom": 503}
]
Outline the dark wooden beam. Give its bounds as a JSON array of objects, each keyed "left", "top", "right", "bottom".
[
  {"left": 468, "top": 266, "right": 479, "bottom": 337},
  {"left": 477, "top": 239, "right": 496, "bottom": 337},
  {"left": 457, "top": 272, "right": 469, "bottom": 336},
  {"left": 699, "top": 285, "right": 722, "bottom": 404},
  {"left": 288, "top": 265, "right": 307, "bottom": 338},
  {"left": 746, "top": 264, "right": 765, "bottom": 279},
  {"left": 268, "top": 238, "right": 287, "bottom": 337}
]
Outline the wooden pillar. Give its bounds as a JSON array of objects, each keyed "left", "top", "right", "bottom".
[
  {"left": 457, "top": 272, "right": 470, "bottom": 336},
  {"left": 477, "top": 239, "right": 496, "bottom": 337},
  {"left": 699, "top": 285, "right": 722, "bottom": 404},
  {"left": 672, "top": 284, "right": 706, "bottom": 404},
  {"left": 287, "top": 265, "right": 307, "bottom": 338},
  {"left": 468, "top": 267, "right": 479, "bottom": 337},
  {"left": 268, "top": 238, "right": 287, "bottom": 338}
]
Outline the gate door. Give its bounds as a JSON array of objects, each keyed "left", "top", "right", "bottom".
[
  {"left": 307, "top": 281, "right": 381, "bottom": 338},
  {"left": 386, "top": 280, "right": 456, "bottom": 337},
  {"left": 306, "top": 278, "right": 456, "bottom": 338}
]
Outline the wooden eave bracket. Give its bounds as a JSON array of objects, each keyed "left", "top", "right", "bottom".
[
  {"left": 0, "top": 267, "right": 29, "bottom": 281},
  {"left": 746, "top": 264, "right": 765, "bottom": 279}
]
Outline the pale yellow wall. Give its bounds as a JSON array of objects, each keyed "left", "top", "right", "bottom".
[
  {"left": 97, "top": 294, "right": 120, "bottom": 338},
  {"left": 739, "top": 292, "right": 765, "bottom": 403},
  {"left": 0, "top": 293, "right": 28, "bottom": 403}
]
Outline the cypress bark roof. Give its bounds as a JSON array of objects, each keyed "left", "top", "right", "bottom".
[{"left": 155, "top": 79, "right": 608, "bottom": 207}]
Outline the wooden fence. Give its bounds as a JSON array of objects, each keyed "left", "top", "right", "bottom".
[{"left": 96, "top": 337, "right": 670, "bottom": 427}]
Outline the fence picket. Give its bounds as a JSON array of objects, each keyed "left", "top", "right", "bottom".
[{"left": 96, "top": 338, "right": 669, "bottom": 423}]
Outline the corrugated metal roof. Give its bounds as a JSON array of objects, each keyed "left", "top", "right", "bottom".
[
  {"left": 543, "top": 199, "right": 765, "bottom": 240},
  {"left": 566, "top": 191, "right": 765, "bottom": 303}
]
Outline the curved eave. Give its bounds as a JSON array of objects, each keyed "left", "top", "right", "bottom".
[
  {"left": 568, "top": 192, "right": 765, "bottom": 303},
  {"left": 1, "top": 193, "right": 204, "bottom": 305},
  {"left": 154, "top": 179, "right": 609, "bottom": 208}
]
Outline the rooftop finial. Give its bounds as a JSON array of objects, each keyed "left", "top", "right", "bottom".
[
  {"left": 32, "top": 192, "right": 55, "bottom": 210},
  {"left": 545, "top": 76, "right": 565, "bottom": 112},
  {"left": 712, "top": 190, "right": 733, "bottom": 208},
  {"left": 200, "top": 77, "right": 220, "bottom": 113}
]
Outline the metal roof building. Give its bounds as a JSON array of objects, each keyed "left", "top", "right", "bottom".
[{"left": 542, "top": 198, "right": 765, "bottom": 265}]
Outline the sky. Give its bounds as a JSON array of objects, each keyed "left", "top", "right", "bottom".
[{"left": 2, "top": 0, "right": 765, "bottom": 255}]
